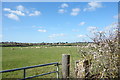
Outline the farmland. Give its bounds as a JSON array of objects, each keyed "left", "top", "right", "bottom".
[
  {"left": 2, "top": 46, "right": 83, "bottom": 78},
  {"left": 1, "top": 39, "right": 119, "bottom": 79}
]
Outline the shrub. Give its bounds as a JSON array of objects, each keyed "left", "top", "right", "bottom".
[{"left": 79, "top": 22, "right": 120, "bottom": 78}]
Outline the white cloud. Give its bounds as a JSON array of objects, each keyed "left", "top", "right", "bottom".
[
  {"left": 88, "top": 1, "right": 102, "bottom": 8},
  {"left": 32, "top": 25, "right": 36, "bottom": 28},
  {"left": 79, "top": 22, "right": 85, "bottom": 26},
  {"left": 32, "top": 25, "right": 44, "bottom": 29},
  {"left": 70, "top": 12, "right": 78, "bottom": 16},
  {"left": 3, "top": 8, "right": 11, "bottom": 12},
  {"left": 32, "top": 25, "right": 43, "bottom": 28},
  {"left": 58, "top": 3, "right": 68, "bottom": 14},
  {"left": 88, "top": 26, "right": 97, "bottom": 30},
  {"left": 48, "top": 33, "right": 65, "bottom": 38},
  {"left": 84, "top": 1, "right": 102, "bottom": 11},
  {"left": 38, "top": 29, "right": 47, "bottom": 32},
  {"left": 113, "top": 14, "right": 120, "bottom": 19},
  {"left": 87, "top": 26, "right": 98, "bottom": 33},
  {"left": 72, "top": 29, "right": 79, "bottom": 32},
  {"left": 16, "top": 5, "right": 25, "bottom": 11},
  {"left": 72, "top": 8, "right": 80, "bottom": 12},
  {"left": 77, "top": 35, "right": 86, "bottom": 38},
  {"left": 5, "top": 13, "right": 19, "bottom": 21},
  {"left": 3, "top": 5, "right": 41, "bottom": 21},
  {"left": 11, "top": 10, "right": 25, "bottom": 16},
  {"left": 29, "top": 11, "right": 41, "bottom": 16},
  {"left": 113, "top": 15, "right": 118, "bottom": 19},
  {"left": 61, "top": 3, "right": 69, "bottom": 8},
  {"left": 70, "top": 8, "right": 80, "bottom": 16},
  {"left": 104, "top": 22, "right": 118, "bottom": 32},
  {"left": 3, "top": 8, "right": 25, "bottom": 16},
  {"left": 58, "top": 9, "right": 66, "bottom": 13}
]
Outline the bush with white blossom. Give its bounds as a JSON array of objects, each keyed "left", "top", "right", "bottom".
[{"left": 79, "top": 22, "right": 120, "bottom": 78}]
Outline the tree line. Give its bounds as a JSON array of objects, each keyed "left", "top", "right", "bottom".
[{"left": 0, "top": 41, "right": 92, "bottom": 47}]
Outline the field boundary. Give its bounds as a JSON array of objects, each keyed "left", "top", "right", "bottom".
[{"left": 0, "top": 62, "right": 60, "bottom": 80}]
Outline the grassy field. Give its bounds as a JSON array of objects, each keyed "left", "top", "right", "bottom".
[{"left": 2, "top": 46, "right": 82, "bottom": 78}]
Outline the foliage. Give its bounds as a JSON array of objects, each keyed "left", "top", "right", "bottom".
[{"left": 79, "top": 22, "right": 120, "bottom": 78}]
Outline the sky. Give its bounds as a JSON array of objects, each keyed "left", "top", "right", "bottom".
[{"left": 2, "top": 2, "right": 118, "bottom": 43}]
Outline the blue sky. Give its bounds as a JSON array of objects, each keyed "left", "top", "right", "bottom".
[{"left": 2, "top": 2, "right": 118, "bottom": 43}]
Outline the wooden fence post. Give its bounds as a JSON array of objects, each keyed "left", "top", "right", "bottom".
[
  {"left": 75, "top": 60, "right": 90, "bottom": 78},
  {"left": 62, "top": 54, "right": 70, "bottom": 78},
  {"left": 83, "top": 60, "right": 89, "bottom": 78}
]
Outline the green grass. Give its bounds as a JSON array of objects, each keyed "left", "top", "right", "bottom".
[{"left": 2, "top": 46, "right": 82, "bottom": 78}]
